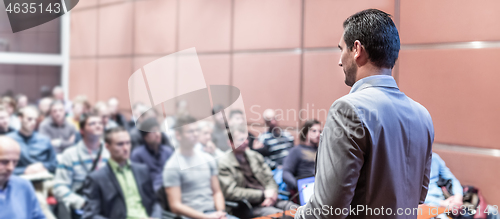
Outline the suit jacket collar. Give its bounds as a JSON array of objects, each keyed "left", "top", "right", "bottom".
[
  {"left": 105, "top": 162, "right": 148, "bottom": 209},
  {"left": 349, "top": 75, "right": 399, "bottom": 94}
]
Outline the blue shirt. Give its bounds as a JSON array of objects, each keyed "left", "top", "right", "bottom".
[
  {"left": 424, "top": 153, "right": 463, "bottom": 206},
  {"left": 130, "top": 144, "right": 173, "bottom": 191},
  {"left": 8, "top": 131, "right": 58, "bottom": 175},
  {"left": 0, "top": 175, "right": 46, "bottom": 219}
]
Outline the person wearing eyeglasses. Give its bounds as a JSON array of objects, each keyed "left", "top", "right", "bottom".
[{"left": 52, "top": 113, "right": 110, "bottom": 217}]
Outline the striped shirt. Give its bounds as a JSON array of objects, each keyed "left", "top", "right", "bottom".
[
  {"left": 52, "top": 140, "right": 110, "bottom": 209},
  {"left": 257, "top": 130, "right": 294, "bottom": 166}
]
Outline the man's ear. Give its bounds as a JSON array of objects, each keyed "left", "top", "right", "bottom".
[{"left": 353, "top": 40, "right": 362, "bottom": 59}]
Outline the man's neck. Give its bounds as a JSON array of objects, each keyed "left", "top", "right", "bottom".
[
  {"left": 355, "top": 65, "right": 392, "bottom": 82},
  {"left": 146, "top": 143, "right": 160, "bottom": 153},
  {"left": 113, "top": 158, "right": 127, "bottom": 168},
  {"left": 53, "top": 118, "right": 64, "bottom": 127},
  {"left": 179, "top": 146, "right": 194, "bottom": 157},
  {"left": 19, "top": 129, "right": 33, "bottom": 137},
  {"left": 83, "top": 137, "right": 100, "bottom": 151}
]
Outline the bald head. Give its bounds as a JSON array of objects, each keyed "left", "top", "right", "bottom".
[
  {"left": 263, "top": 109, "right": 278, "bottom": 130},
  {"left": 0, "top": 136, "right": 21, "bottom": 187}
]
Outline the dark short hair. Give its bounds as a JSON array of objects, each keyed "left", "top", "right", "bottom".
[
  {"left": 139, "top": 117, "right": 160, "bottom": 138},
  {"left": 343, "top": 9, "right": 400, "bottom": 69},
  {"left": 229, "top": 109, "right": 243, "bottom": 119},
  {"left": 300, "top": 119, "right": 321, "bottom": 142},
  {"left": 212, "top": 104, "right": 224, "bottom": 115},
  {"left": 104, "top": 126, "right": 127, "bottom": 144},
  {"left": 79, "top": 112, "right": 101, "bottom": 131},
  {"left": 175, "top": 115, "right": 197, "bottom": 133}
]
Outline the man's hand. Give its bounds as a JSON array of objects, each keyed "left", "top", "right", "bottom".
[
  {"left": 24, "top": 163, "right": 48, "bottom": 175},
  {"left": 204, "top": 141, "right": 217, "bottom": 154},
  {"left": 51, "top": 139, "right": 62, "bottom": 148},
  {"left": 262, "top": 189, "right": 278, "bottom": 207},
  {"left": 203, "top": 211, "right": 225, "bottom": 219},
  {"left": 441, "top": 195, "right": 462, "bottom": 210},
  {"left": 253, "top": 140, "right": 264, "bottom": 149},
  {"left": 68, "top": 134, "right": 76, "bottom": 144}
]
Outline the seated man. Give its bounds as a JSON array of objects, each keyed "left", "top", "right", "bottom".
[
  {"left": 131, "top": 118, "right": 173, "bottom": 191},
  {"left": 282, "top": 119, "right": 321, "bottom": 191},
  {"left": 8, "top": 106, "right": 57, "bottom": 176},
  {"left": 425, "top": 153, "right": 499, "bottom": 219},
  {"left": 0, "top": 105, "right": 15, "bottom": 135},
  {"left": 195, "top": 121, "right": 224, "bottom": 158},
  {"left": 254, "top": 109, "right": 294, "bottom": 169},
  {"left": 163, "top": 116, "right": 236, "bottom": 219},
  {"left": 218, "top": 125, "right": 296, "bottom": 217},
  {"left": 82, "top": 127, "right": 159, "bottom": 219},
  {"left": 0, "top": 136, "right": 45, "bottom": 219},
  {"left": 53, "top": 113, "right": 110, "bottom": 214},
  {"left": 39, "top": 100, "right": 77, "bottom": 153}
]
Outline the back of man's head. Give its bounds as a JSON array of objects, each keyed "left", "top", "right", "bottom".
[{"left": 343, "top": 9, "right": 400, "bottom": 69}]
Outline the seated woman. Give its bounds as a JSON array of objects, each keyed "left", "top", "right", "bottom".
[{"left": 282, "top": 119, "right": 321, "bottom": 191}]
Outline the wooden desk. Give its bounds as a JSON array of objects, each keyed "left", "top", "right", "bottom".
[{"left": 253, "top": 205, "right": 446, "bottom": 219}]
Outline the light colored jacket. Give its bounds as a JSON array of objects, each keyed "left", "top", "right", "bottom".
[
  {"left": 218, "top": 149, "right": 278, "bottom": 204},
  {"left": 296, "top": 75, "right": 434, "bottom": 219}
]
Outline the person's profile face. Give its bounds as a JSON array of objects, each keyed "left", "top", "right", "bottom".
[
  {"left": 198, "top": 126, "right": 212, "bottom": 146},
  {"left": 338, "top": 34, "right": 358, "bottom": 87},
  {"left": 106, "top": 131, "right": 131, "bottom": 163},
  {"left": 307, "top": 124, "right": 321, "bottom": 145},
  {"left": 83, "top": 116, "right": 104, "bottom": 138}
]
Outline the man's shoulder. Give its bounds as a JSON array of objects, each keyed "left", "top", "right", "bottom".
[
  {"left": 131, "top": 162, "right": 149, "bottom": 171},
  {"left": 245, "top": 149, "right": 264, "bottom": 162},
  {"left": 8, "top": 175, "right": 32, "bottom": 188},
  {"left": 87, "top": 164, "right": 109, "bottom": 181},
  {"left": 32, "top": 132, "right": 52, "bottom": 143}
]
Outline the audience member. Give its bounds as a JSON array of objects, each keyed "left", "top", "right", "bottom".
[
  {"left": 37, "top": 97, "right": 53, "bottom": 130},
  {"left": 195, "top": 120, "right": 224, "bottom": 158},
  {"left": 211, "top": 105, "right": 231, "bottom": 152},
  {"left": 107, "top": 97, "right": 129, "bottom": 130},
  {"left": 129, "top": 108, "right": 170, "bottom": 150},
  {"left": 2, "top": 96, "right": 20, "bottom": 130},
  {"left": 254, "top": 109, "right": 294, "bottom": 169},
  {"left": 0, "top": 136, "right": 45, "bottom": 219},
  {"left": 131, "top": 118, "right": 173, "bottom": 191},
  {"left": 93, "top": 102, "right": 118, "bottom": 130},
  {"left": 8, "top": 106, "right": 57, "bottom": 175},
  {"left": 425, "top": 153, "right": 499, "bottom": 219},
  {"left": 53, "top": 113, "right": 109, "bottom": 214},
  {"left": 0, "top": 105, "right": 14, "bottom": 135},
  {"left": 52, "top": 86, "right": 72, "bottom": 115},
  {"left": 282, "top": 119, "right": 320, "bottom": 191},
  {"left": 16, "top": 94, "right": 29, "bottom": 110},
  {"left": 39, "top": 100, "right": 77, "bottom": 153},
  {"left": 163, "top": 116, "right": 235, "bottom": 219},
  {"left": 228, "top": 109, "right": 259, "bottom": 149},
  {"left": 218, "top": 125, "right": 295, "bottom": 217},
  {"left": 82, "top": 127, "right": 159, "bottom": 219},
  {"left": 68, "top": 101, "right": 85, "bottom": 131}
]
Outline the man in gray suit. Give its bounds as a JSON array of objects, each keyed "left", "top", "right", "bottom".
[
  {"left": 82, "top": 127, "right": 159, "bottom": 219},
  {"left": 294, "top": 9, "right": 434, "bottom": 219}
]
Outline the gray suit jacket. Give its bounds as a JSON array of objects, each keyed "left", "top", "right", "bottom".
[
  {"left": 296, "top": 75, "right": 434, "bottom": 219},
  {"left": 82, "top": 162, "right": 157, "bottom": 219}
]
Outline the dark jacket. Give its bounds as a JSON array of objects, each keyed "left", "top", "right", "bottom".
[
  {"left": 295, "top": 75, "right": 434, "bottom": 219},
  {"left": 82, "top": 162, "right": 157, "bottom": 219}
]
